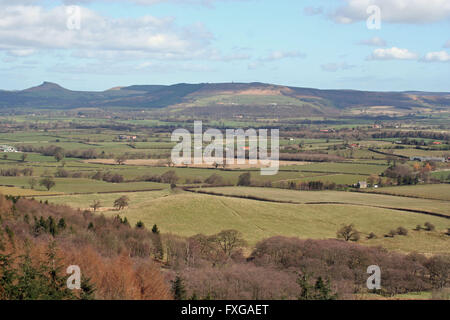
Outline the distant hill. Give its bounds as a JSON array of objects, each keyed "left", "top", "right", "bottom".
[{"left": 0, "top": 81, "right": 449, "bottom": 117}]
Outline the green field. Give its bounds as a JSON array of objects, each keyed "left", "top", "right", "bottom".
[
  {"left": 363, "top": 184, "right": 450, "bottom": 201},
  {"left": 0, "top": 186, "right": 60, "bottom": 196},
  {"left": 286, "top": 174, "right": 369, "bottom": 185},
  {"left": 37, "top": 189, "right": 171, "bottom": 208},
  {"left": 284, "top": 162, "right": 388, "bottom": 175},
  {"left": 1, "top": 84, "right": 449, "bottom": 301},
  {"left": 189, "top": 94, "right": 307, "bottom": 107},
  {"left": 1, "top": 156, "right": 335, "bottom": 185},
  {"left": 200, "top": 186, "right": 450, "bottom": 216},
  {"left": 37, "top": 189, "right": 450, "bottom": 254},
  {"left": 392, "top": 148, "right": 449, "bottom": 158},
  {"left": 432, "top": 171, "right": 450, "bottom": 182},
  {"left": 0, "top": 176, "right": 167, "bottom": 193},
  {"left": 2, "top": 115, "right": 449, "bottom": 262}
]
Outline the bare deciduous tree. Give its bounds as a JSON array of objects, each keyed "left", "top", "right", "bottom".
[
  {"left": 115, "top": 154, "right": 127, "bottom": 165},
  {"left": 114, "top": 196, "right": 130, "bottom": 210},
  {"left": 211, "top": 230, "right": 247, "bottom": 257},
  {"left": 337, "top": 224, "right": 360, "bottom": 242},
  {"left": 90, "top": 200, "right": 101, "bottom": 212}
]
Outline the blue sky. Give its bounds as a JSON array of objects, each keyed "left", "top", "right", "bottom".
[{"left": 0, "top": 0, "right": 449, "bottom": 92}]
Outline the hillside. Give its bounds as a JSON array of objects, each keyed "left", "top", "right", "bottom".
[{"left": 0, "top": 82, "right": 449, "bottom": 117}]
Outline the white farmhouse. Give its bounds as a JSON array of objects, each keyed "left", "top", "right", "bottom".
[{"left": 0, "top": 145, "right": 18, "bottom": 153}]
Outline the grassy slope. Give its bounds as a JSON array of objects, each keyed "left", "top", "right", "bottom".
[
  {"left": 284, "top": 162, "right": 388, "bottom": 175},
  {"left": 37, "top": 189, "right": 450, "bottom": 254},
  {"left": 189, "top": 94, "right": 306, "bottom": 107},
  {"left": 362, "top": 184, "right": 450, "bottom": 201},
  {"left": 37, "top": 189, "right": 171, "bottom": 208},
  {"left": 201, "top": 187, "right": 450, "bottom": 216},
  {"left": 0, "top": 186, "right": 59, "bottom": 196},
  {"left": 0, "top": 176, "right": 167, "bottom": 193}
]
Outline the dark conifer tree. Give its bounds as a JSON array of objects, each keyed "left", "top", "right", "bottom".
[{"left": 171, "top": 275, "right": 186, "bottom": 300}]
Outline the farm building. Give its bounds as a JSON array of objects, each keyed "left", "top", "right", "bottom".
[
  {"left": 357, "top": 181, "right": 368, "bottom": 189},
  {"left": 118, "top": 135, "right": 137, "bottom": 141},
  {"left": 0, "top": 145, "right": 18, "bottom": 153}
]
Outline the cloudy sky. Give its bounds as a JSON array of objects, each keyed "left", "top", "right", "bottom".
[{"left": 1, "top": 0, "right": 449, "bottom": 91}]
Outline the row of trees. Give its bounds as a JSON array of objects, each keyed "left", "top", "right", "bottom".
[
  {"left": 337, "top": 222, "right": 447, "bottom": 242},
  {"left": 0, "top": 167, "right": 34, "bottom": 177},
  {"left": 236, "top": 172, "right": 341, "bottom": 191},
  {"left": 140, "top": 170, "right": 180, "bottom": 184},
  {"left": 163, "top": 233, "right": 450, "bottom": 299},
  {"left": 28, "top": 177, "right": 56, "bottom": 191},
  {"left": 382, "top": 162, "right": 436, "bottom": 186},
  {"left": 372, "top": 130, "right": 449, "bottom": 141},
  {"left": 16, "top": 144, "right": 173, "bottom": 162},
  {"left": 17, "top": 145, "right": 96, "bottom": 160},
  {"left": 89, "top": 196, "right": 130, "bottom": 213}
]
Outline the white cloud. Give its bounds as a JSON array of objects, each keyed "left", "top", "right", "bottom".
[
  {"left": 0, "top": 0, "right": 38, "bottom": 4},
  {"left": 0, "top": 0, "right": 250, "bottom": 7},
  {"left": 369, "top": 47, "right": 418, "bottom": 60},
  {"left": 358, "top": 36, "right": 386, "bottom": 47},
  {"left": 422, "top": 51, "right": 450, "bottom": 62},
  {"left": 303, "top": 6, "right": 323, "bottom": 16},
  {"left": 246, "top": 50, "right": 305, "bottom": 70},
  {"left": 135, "top": 61, "right": 214, "bottom": 72},
  {"left": 247, "top": 61, "right": 263, "bottom": 70},
  {"left": 0, "top": 5, "right": 213, "bottom": 60},
  {"left": 49, "top": 60, "right": 215, "bottom": 75},
  {"left": 331, "top": 0, "right": 450, "bottom": 24},
  {"left": 445, "top": 40, "right": 450, "bottom": 48},
  {"left": 123, "top": 0, "right": 250, "bottom": 5},
  {"left": 321, "top": 62, "right": 355, "bottom": 72},
  {"left": 207, "top": 48, "right": 251, "bottom": 62},
  {"left": 262, "top": 50, "right": 306, "bottom": 62},
  {"left": 7, "top": 49, "right": 36, "bottom": 57}
]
